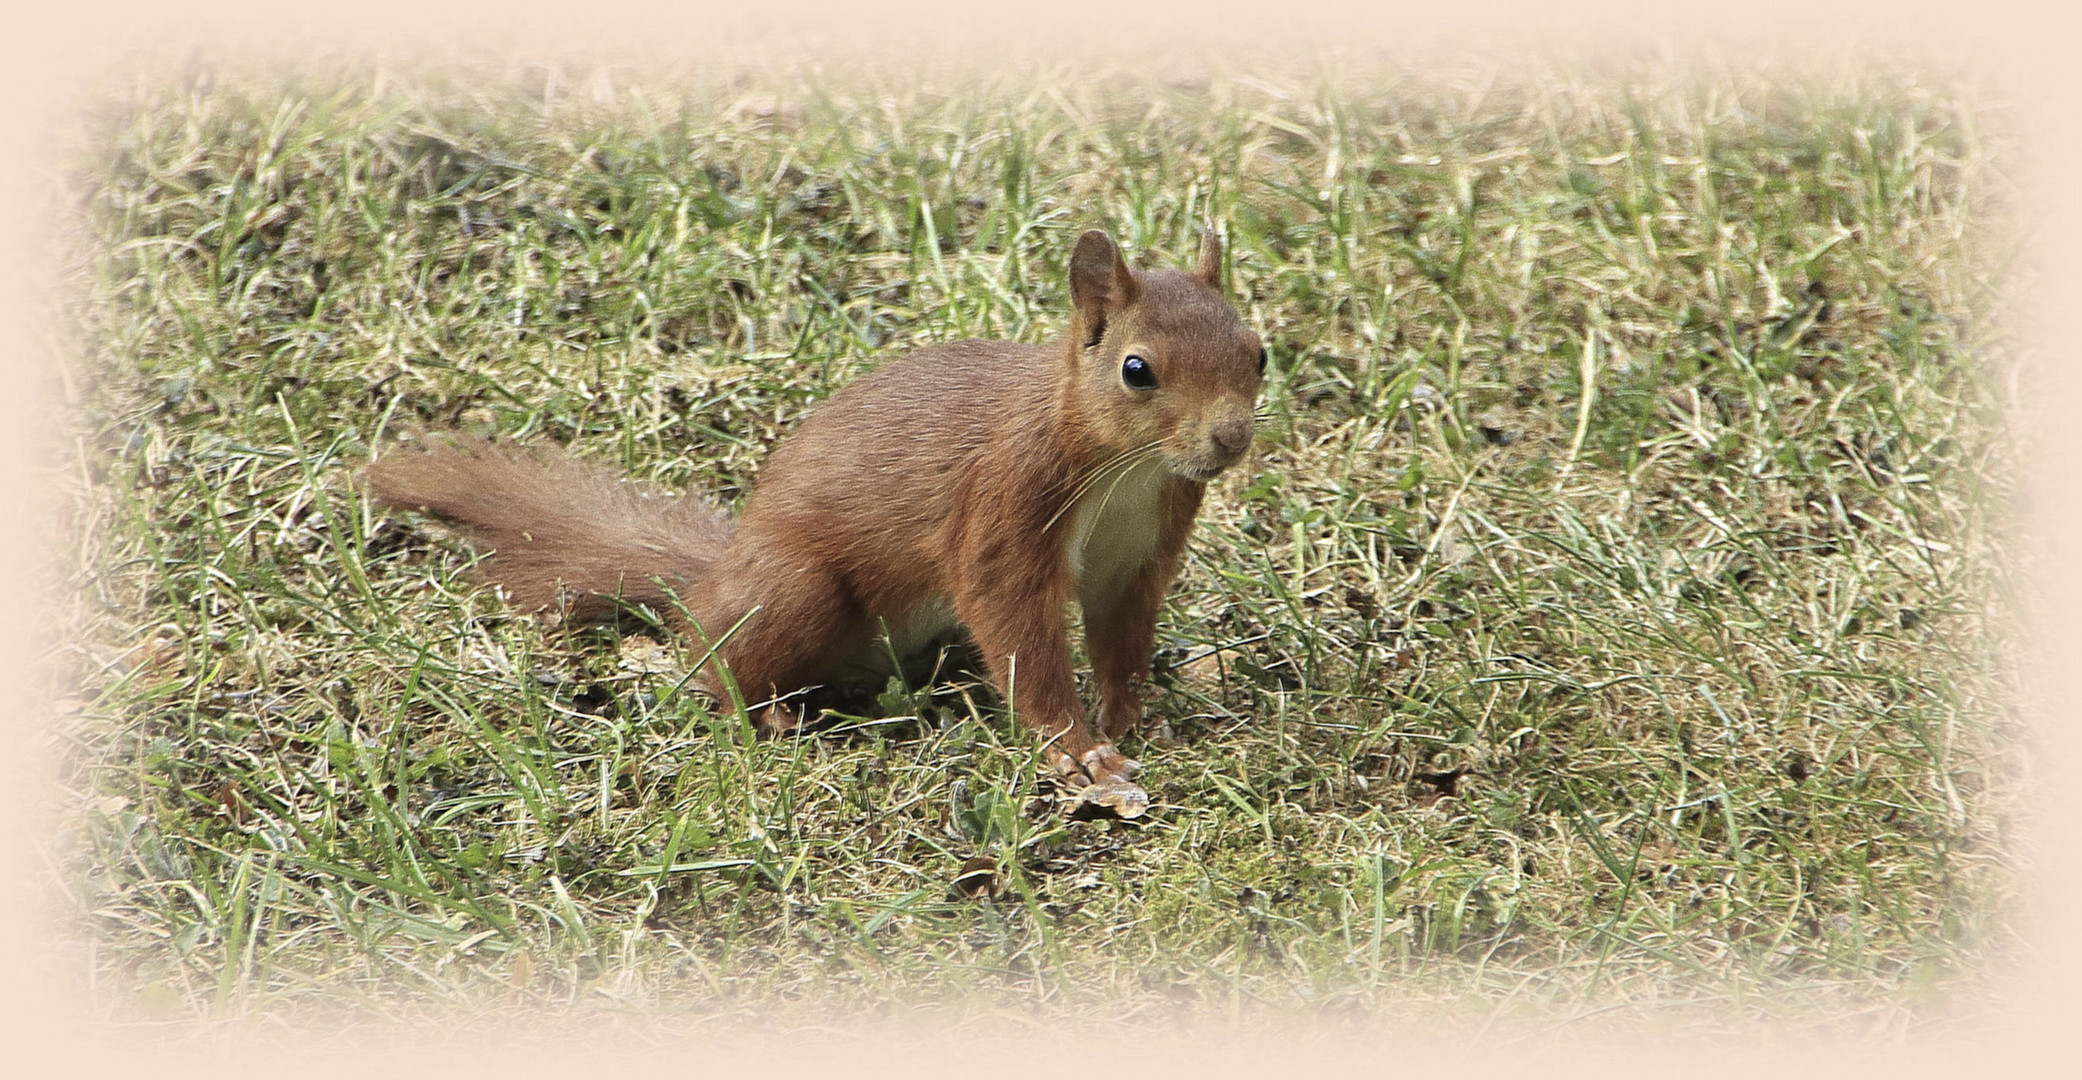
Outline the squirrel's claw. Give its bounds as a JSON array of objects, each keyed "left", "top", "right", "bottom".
[
  {"left": 1049, "top": 750, "right": 1091, "bottom": 786},
  {"left": 1049, "top": 743, "right": 1149, "bottom": 817},
  {"left": 1082, "top": 744, "right": 1139, "bottom": 781}
]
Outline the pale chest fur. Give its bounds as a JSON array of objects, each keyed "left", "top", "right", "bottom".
[
  {"left": 1066, "top": 459, "right": 1167, "bottom": 605},
  {"left": 838, "top": 460, "right": 1166, "bottom": 684}
]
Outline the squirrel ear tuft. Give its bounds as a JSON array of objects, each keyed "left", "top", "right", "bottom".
[
  {"left": 1070, "top": 230, "right": 1141, "bottom": 348},
  {"left": 1191, "top": 227, "right": 1222, "bottom": 287},
  {"left": 1071, "top": 230, "right": 1140, "bottom": 305}
]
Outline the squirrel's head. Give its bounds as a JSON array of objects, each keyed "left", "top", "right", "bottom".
[{"left": 1066, "top": 228, "right": 1264, "bottom": 482}]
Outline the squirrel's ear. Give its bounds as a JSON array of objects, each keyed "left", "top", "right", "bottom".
[
  {"left": 1070, "top": 230, "right": 1141, "bottom": 349},
  {"left": 1191, "top": 228, "right": 1222, "bottom": 287}
]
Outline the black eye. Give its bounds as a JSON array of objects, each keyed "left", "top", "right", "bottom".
[
  {"left": 1256, "top": 347, "right": 1268, "bottom": 374},
  {"left": 1121, "top": 354, "right": 1158, "bottom": 390}
]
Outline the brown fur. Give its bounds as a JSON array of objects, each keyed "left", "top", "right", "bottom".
[
  {"left": 366, "top": 437, "right": 734, "bottom": 623},
  {"left": 364, "top": 229, "right": 1264, "bottom": 790}
]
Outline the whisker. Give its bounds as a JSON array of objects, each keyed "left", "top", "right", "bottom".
[
  {"left": 1043, "top": 440, "right": 1165, "bottom": 532},
  {"left": 1067, "top": 440, "right": 1163, "bottom": 503},
  {"left": 1053, "top": 447, "right": 1136, "bottom": 509},
  {"left": 1045, "top": 442, "right": 1160, "bottom": 530},
  {"left": 1043, "top": 453, "right": 1134, "bottom": 530},
  {"left": 1088, "top": 444, "right": 1160, "bottom": 521}
]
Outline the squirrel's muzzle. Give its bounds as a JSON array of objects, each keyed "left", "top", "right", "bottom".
[{"left": 1210, "top": 417, "right": 1252, "bottom": 458}]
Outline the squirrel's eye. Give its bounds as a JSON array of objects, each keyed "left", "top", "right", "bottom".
[
  {"left": 1256, "top": 347, "right": 1268, "bottom": 374},
  {"left": 1121, "top": 354, "right": 1158, "bottom": 390}
]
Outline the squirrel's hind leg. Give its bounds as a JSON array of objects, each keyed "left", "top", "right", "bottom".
[{"left": 684, "top": 556, "right": 867, "bottom": 736}]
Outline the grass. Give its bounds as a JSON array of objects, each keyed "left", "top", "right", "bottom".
[{"left": 43, "top": 49, "right": 2025, "bottom": 1038}]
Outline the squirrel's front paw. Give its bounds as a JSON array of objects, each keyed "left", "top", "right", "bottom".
[
  {"left": 1049, "top": 749, "right": 1092, "bottom": 786},
  {"left": 1048, "top": 744, "right": 1147, "bottom": 817},
  {"left": 1069, "top": 744, "right": 1148, "bottom": 819},
  {"left": 1082, "top": 744, "right": 1140, "bottom": 784}
]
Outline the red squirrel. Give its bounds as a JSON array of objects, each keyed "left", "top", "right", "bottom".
[{"left": 366, "top": 229, "right": 1264, "bottom": 817}]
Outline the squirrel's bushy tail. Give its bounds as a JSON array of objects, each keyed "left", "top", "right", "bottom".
[{"left": 365, "top": 436, "right": 732, "bottom": 623}]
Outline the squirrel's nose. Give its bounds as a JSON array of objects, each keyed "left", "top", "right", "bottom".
[{"left": 1210, "top": 418, "right": 1252, "bottom": 458}]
